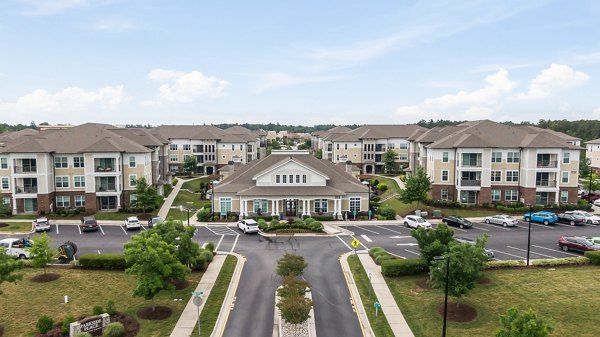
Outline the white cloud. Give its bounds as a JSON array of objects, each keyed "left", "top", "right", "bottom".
[
  {"left": 147, "top": 69, "right": 230, "bottom": 103},
  {"left": 395, "top": 69, "right": 517, "bottom": 121},
  {"left": 517, "top": 64, "right": 589, "bottom": 100},
  {"left": 18, "top": 0, "right": 110, "bottom": 15}
]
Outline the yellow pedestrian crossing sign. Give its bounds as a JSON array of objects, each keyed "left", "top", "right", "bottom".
[{"left": 351, "top": 239, "right": 360, "bottom": 248}]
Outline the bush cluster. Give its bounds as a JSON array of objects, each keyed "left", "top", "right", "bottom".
[
  {"left": 377, "top": 207, "right": 396, "bottom": 220},
  {"left": 52, "top": 207, "right": 84, "bottom": 217},
  {"left": 585, "top": 251, "right": 600, "bottom": 265},
  {"left": 381, "top": 258, "right": 428, "bottom": 276},
  {"left": 531, "top": 257, "right": 590, "bottom": 267},
  {"left": 425, "top": 199, "right": 592, "bottom": 212},
  {"left": 102, "top": 322, "right": 125, "bottom": 337},
  {"left": 79, "top": 254, "right": 127, "bottom": 270},
  {"left": 36, "top": 315, "right": 54, "bottom": 334},
  {"left": 262, "top": 217, "right": 324, "bottom": 233}
]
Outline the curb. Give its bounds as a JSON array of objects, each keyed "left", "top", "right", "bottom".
[
  {"left": 211, "top": 252, "right": 245, "bottom": 337},
  {"left": 273, "top": 287, "right": 317, "bottom": 337},
  {"left": 339, "top": 251, "right": 375, "bottom": 337}
]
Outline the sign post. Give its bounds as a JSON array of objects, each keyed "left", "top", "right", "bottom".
[
  {"left": 351, "top": 239, "right": 360, "bottom": 255},
  {"left": 374, "top": 301, "right": 381, "bottom": 317},
  {"left": 368, "top": 271, "right": 372, "bottom": 300},
  {"left": 192, "top": 291, "right": 204, "bottom": 336}
]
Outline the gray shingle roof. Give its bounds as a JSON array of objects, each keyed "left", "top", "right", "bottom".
[{"left": 332, "top": 124, "right": 426, "bottom": 142}]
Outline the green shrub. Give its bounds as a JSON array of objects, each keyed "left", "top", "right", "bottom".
[
  {"left": 192, "top": 253, "right": 207, "bottom": 271},
  {"left": 62, "top": 314, "right": 77, "bottom": 334},
  {"left": 377, "top": 183, "right": 388, "bottom": 191},
  {"left": 201, "top": 249, "right": 214, "bottom": 263},
  {"left": 378, "top": 207, "right": 396, "bottom": 220},
  {"left": 197, "top": 208, "right": 211, "bottom": 221},
  {"left": 106, "top": 300, "right": 117, "bottom": 315},
  {"left": 204, "top": 241, "right": 215, "bottom": 253},
  {"left": 172, "top": 178, "right": 178, "bottom": 186},
  {"left": 36, "top": 315, "right": 54, "bottom": 334},
  {"left": 102, "top": 322, "right": 125, "bottom": 337},
  {"left": 75, "top": 333, "right": 93, "bottom": 337},
  {"left": 531, "top": 257, "right": 589, "bottom": 266},
  {"left": 92, "top": 305, "right": 104, "bottom": 315},
  {"left": 485, "top": 260, "right": 527, "bottom": 269},
  {"left": 310, "top": 221, "right": 323, "bottom": 232},
  {"left": 381, "top": 258, "right": 428, "bottom": 276},
  {"left": 375, "top": 254, "right": 393, "bottom": 265},
  {"left": 368, "top": 247, "right": 385, "bottom": 257},
  {"left": 585, "top": 251, "right": 600, "bottom": 265},
  {"left": 304, "top": 217, "right": 315, "bottom": 225},
  {"left": 79, "top": 254, "right": 126, "bottom": 270}
]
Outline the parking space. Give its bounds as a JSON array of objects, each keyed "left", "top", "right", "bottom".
[{"left": 204, "top": 224, "right": 239, "bottom": 236}]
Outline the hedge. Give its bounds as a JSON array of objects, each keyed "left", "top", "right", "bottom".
[
  {"left": 79, "top": 254, "right": 127, "bottom": 270},
  {"left": 381, "top": 258, "right": 428, "bottom": 276},
  {"left": 375, "top": 254, "right": 393, "bottom": 265},
  {"left": 368, "top": 247, "right": 385, "bottom": 257},
  {"left": 378, "top": 207, "right": 396, "bottom": 220},
  {"left": 584, "top": 251, "right": 600, "bottom": 265},
  {"left": 531, "top": 257, "right": 590, "bottom": 266}
]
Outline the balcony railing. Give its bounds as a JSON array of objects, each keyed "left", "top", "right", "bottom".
[
  {"left": 96, "top": 186, "right": 118, "bottom": 192},
  {"left": 536, "top": 180, "right": 557, "bottom": 187},
  {"left": 537, "top": 161, "right": 558, "bottom": 168},
  {"left": 461, "top": 161, "right": 482, "bottom": 167},
  {"left": 16, "top": 186, "right": 38, "bottom": 194},
  {"left": 95, "top": 166, "right": 116, "bottom": 173},
  {"left": 460, "top": 179, "right": 481, "bottom": 186},
  {"left": 14, "top": 166, "right": 37, "bottom": 173}
]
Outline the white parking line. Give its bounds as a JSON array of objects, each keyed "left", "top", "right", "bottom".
[
  {"left": 230, "top": 235, "right": 240, "bottom": 252},
  {"left": 55, "top": 224, "right": 59, "bottom": 235},
  {"left": 374, "top": 225, "right": 405, "bottom": 234},
  {"left": 97, "top": 250, "right": 101, "bottom": 254},
  {"left": 507, "top": 246, "right": 556, "bottom": 259},
  {"left": 471, "top": 226, "right": 489, "bottom": 232},
  {"left": 355, "top": 226, "right": 380, "bottom": 235},
  {"left": 478, "top": 222, "right": 512, "bottom": 231},
  {"left": 120, "top": 225, "right": 128, "bottom": 235},
  {"left": 452, "top": 227, "right": 468, "bottom": 233},
  {"left": 336, "top": 235, "right": 353, "bottom": 251},
  {"left": 215, "top": 235, "right": 224, "bottom": 251},
  {"left": 532, "top": 245, "right": 580, "bottom": 257},
  {"left": 493, "top": 249, "right": 525, "bottom": 259},
  {"left": 98, "top": 225, "right": 105, "bottom": 235},
  {"left": 77, "top": 225, "right": 82, "bottom": 235},
  {"left": 404, "top": 249, "right": 420, "bottom": 256},
  {"left": 141, "top": 225, "right": 147, "bottom": 231},
  {"left": 360, "top": 234, "right": 372, "bottom": 243}
]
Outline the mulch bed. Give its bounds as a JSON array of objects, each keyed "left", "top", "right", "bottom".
[
  {"left": 478, "top": 277, "right": 491, "bottom": 285},
  {"left": 0, "top": 325, "right": 4, "bottom": 337},
  {"left": 436, "top": 302, "right": 478, "bottom": 323},
  {"left": 112, "top": 312, "right": 140, "bottom": 337},
  {"left": 30, "top": 273, "right": 61, "bottom": 283},
  {"left": 170, "top": 278, "right": 190, "bottom": 290},
  {"left": 415, "top": 277, "right": 432, "bottom": 289},
  {"left": 137, "top": 306, "right": 173, "bottom": 320},
  {"left": 0, "top": 222, "right": 8, "bottom": 228}
]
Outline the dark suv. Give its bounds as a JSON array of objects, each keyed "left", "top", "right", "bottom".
[{"left": 80, "top": 216, "right": 99, "bottom": 232}]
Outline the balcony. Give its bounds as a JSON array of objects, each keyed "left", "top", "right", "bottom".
[
  {"left": 14, "top": 166, "right": 37, "bottom": 173},
  {"left": 193, "top": 146, "right": 203, "bottom": 153},
  {"left": 536, "top": 161, "right": 558, "bottom": 168},
  {"left": 461, "top": 160, "right": 482, "bottom": 167},
  {"left": 15, "top": 186, "right": 38, "bottom": 194},
  {"left": 536, "top": 180, "right": 557, "bottom": 187},
  {"left": 375, "top": 145, "right": 386, "bottom": 152},
  {"left": 460, "top": 180, "right": 481, "bottom": 186}
]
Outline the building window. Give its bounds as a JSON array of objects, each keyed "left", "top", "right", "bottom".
[
  {"left": 282, "top": 175, "right": 287, "bottom": 184},
  {"left": 296, "top": 175, "right": 300, "bottom": 183},
  {"left": 491, "top": 171, "right": 502, "bottom": 182},
  {"left": 2, "top": 197, "right": 9, "bottom": 207},
  {"left": 183, "top": 144, "right": 191, "bottom": 151},
  {"left": 349, "top": 197, "right": 360, "bottom": 212},
  {"left": 302, "top": 175, "right": 307, "bottom": 184},
  {"left": 507, "top": 152, "right": 520, "bottom": 163},
  {"left": 491, "top": 152, "right": 502, "bottom": 163},
  {"left": 129, "top": 175, "right": 137, "bottom": 187},
  {"left": 505, "top": 190, "right": 518, "bottom": 201},
  {"left": 560, "top": 191, "right": 568, "bottom": 203},
  {"left": 0, "top": 158, "right": 7, "bottom": 169},
  {"left": 289, "top": 175, "right": 293, "bottom": 184},
  {"left": 314, "top": 199, "right": 328, "bottom": 213},
  {"left": 73, "top": 156, "right": 84, "bottom": 168},
  {"left": 220, "top": 198, "right": 232, "bottom": 213},
  {"left": 336, "top": 144, "right": 339, "bottom": 150},
  {"left": 130, "top": 194, "right": 137, "bottom": 204},
  {"left": 1, "top": 177, "right": 8, "bottom": 190},
  {"left": 441, "top": 170, "right": 449, "bottom": 182},
  {"left": 56, "top": 196, "right": 70, "bottom": 208},
  {"left": 74, "top": 176, "right": 85, "bottom": 188},
  {"left": 55, "top": 176, "right": 69, "bottom": 188},
  {"left": 563, "top": 152, "right": 570, "bottom": 164},
  {"left": 55, "top": 156, "right": 68, "bottom": 168},
  {"left": 491, "top": 189, "right": 501, "bottom": 201},
  {"left": 253, "top": 199, "right": 268, "bottom": 213},
  {"left": 399, "top": 143, "right": 408, "bottom": 150},
  {"left": 276, "top": 175, "right": 280, "bottom": 183},
  {"left": 561, "top": 171, "right": 569, "bottom": 184},
  {"left": 442, "top": 152, "right": 449, "bottom": 163},
  {"left": 170, "top": 144, "right": 178, "bottom": 151},
  {"left": 75, "top": 195, "right": 85, "bottom": 207},
  {"left": 232, "top": 145, "right": 235, "bottom": 150},
  {"left": 506, "top": 171, "right": 519, "bottom": 182},
  {"left": 399, "top": 154, "right": 408, "bottom": 161},
  {"left": 441, "top": 188, "right": 448, "bottom": 201},
  {"left": 170, "top": 155, "right": 178, "bottom": 162},
  {"left": 129, "top": 156, "right": 136, "bottom": 168},
  {"left": 344, "top": 144, "right": 348, "bottom": 150}
]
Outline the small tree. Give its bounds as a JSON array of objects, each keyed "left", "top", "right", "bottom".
[
  {"left": 0, "top": 249, "right": 22, "bottom": 294},
  {"left": 383, "top": 149, "right": 399, "bottom": 174},
  {"left": 124, "top": 232, "right": 190, "bottom": 310},
  {"left": 411, "top": 223, "right": 454, "bottom": 266},
  {"left": 316, "top": 149, "right": 323, "bottom": 159},
  {"left": 30, "top": 232, "right": 55, "bottom": 274},
  {"left": 183, "top": 155, "right": 197, "bottom": 174},
  {"left": 277, "top": 295, "right": 313, "bottom": 324},
  {"left": 277, "top": 253, "right": 307, "bottom": 277},
  {"left": 153, "top": 219, "right": 201, "bottom": 268},
  {"left": 496, "top": 307, "right": 553, "bottom": 337},
  {"left": 0, "top": 194, "right": 10, "bottom": 215},
  {"left": 429, "top": 236, "right": 489, "bottom": 304},
  {"left": 132, "top": 177, "right": 163, "bottom": 213},
  {"left": 398, "top": 167, "right": 432, "bottom": 208}
]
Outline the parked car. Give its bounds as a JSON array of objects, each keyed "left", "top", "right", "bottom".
[
  {"left": 80, "top": 216, "right": 99, "bottom": 232},
  {"left": 558, "top": 236, "right": 600, "bottom": 252},
  {"left": 453, "top": 236, "right": 494, "bottom": 258},
  {"left": 587, "top": 237, "right": 600, "bottom": 245},
  {"left": 0, "top": 238, "right": 34, "bottom": 259},
  {"left": 403, "top": 215, "right": 432, "bottom": 229},
  {"left": 148, "top": 216, "right": 164, "bottom": 228},
  {"left": 33, "top": 217, "right": 51, "bottom": 232},
  {"left": 565, "top": 210, "right": 600, "bottom": 225},
  {"left": 594, "top": 199, "right": 600, "bottom": 207},
  {"left": 556, "top": 213, "right": 586, "bottom": 226},
  {"left": 124, "top": 216, "right": 141, "bottom": 230},
  {"left": 441, "top": 216, "right": 472, "bottom": 229},
  {"left": 237, "top": 219, "right": 259, "bottom": 234},
  {"left": 582, "top": 192, "right": 600, "bottom": 203},
  {"left": 484, "top": 214, "right": 519, "bottom": 227},
  {"left": 523, "top": 211, "right": 558, "bottom": 225}
]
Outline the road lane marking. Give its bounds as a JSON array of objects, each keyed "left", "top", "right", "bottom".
[
  {"left": 360, "top": 234, "right": 372, "bottom": 243},
  {"left": 493, "top": 249, "right": 525, "bottom": 259},
  {"left": 355, "top": 226, "right": 380, "bottom": 234},
  {"left": 215, "top": 235, "right": 225, "bottom": 251},
  {"left": 506, "top": 246, "right": 556, "bottom": 259},
  {"left": 99, "top": 225, "right": 105, "bottom": 235},
  {"left": 230, "top": 235, "right": 240, "bottom": 252},
  {"left": 477, "top": 222, "right": 512, "bottom": 231},
  {"left": 55, "top": 224, "right": 59, "bottom": 235},
  {"left": 374, "top": 225, "right": 404, "bottom": 234},
  {"left": 404, "top": 249, "right": 420, "bottom": 255},
  {"left": 471, "top": 226, "right": 489, "bottom": 232},
  {"left": 532, "top": 245, "right": 580, "bottom": 257},
  {"left": 141, "top": 225, "right": 147, "bottom": 231},
  {"left": 77, "top": 225, "right": 82, "bottom": 235},
  {"left": 120, "top": 225, "right": 128, "bottom": 235},
  {"left": 336, "top": 235, "right": 353, "bottom": 251},
  {"left": 390, "top": 235, "right": 412, "bottom": 239},
  {"left": 397, "top": 243, "right": 418, "bottom": 246},
  {"left": 451, "top": 227, "right": 468, "bottom": 233}
]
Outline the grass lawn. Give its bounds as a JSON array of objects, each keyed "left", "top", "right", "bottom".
[
  {"left": 372, "top": 176, "right": 401, "bottom": 200},
  {"left": 382, "top": 198, "right": 501, "bottom": 218},
  {"left": 167, "top": 190, "right": 210, "bottom": 221},
  {"left": 0, "top": 214, "right": 36, "bottom": 220},
  {"left": 347, "top": 255, "right": 394, "bottom": 336},
  {"left": 181, "top": 177, "right": 210, "bottom": 193},
  {"left": 0, "top": 268, "right": 204, "bottom": 337},
  {"left": 95, "top": 212, "right": 157, "bottom": 221},
  {"left": 386, "top": 265, "right": 600, "bottom": 337},
  {"left": 0, "top": 221, "right": 33, "bottom": 232}
]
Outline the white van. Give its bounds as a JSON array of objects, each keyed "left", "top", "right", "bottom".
[{"left": 0, "top": 238, "right": 34, "bottom": 259}]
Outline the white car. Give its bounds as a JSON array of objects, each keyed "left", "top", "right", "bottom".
[
  {"left": 124, "top": 216, "right": 141, "bottom": 230},
  {"left": 0, "top": 238, "right": 34, "bottom": 259},
  {"left": 33, "top": 217, "right": 51, "bottom": 232},
  {"left": 237, "top": 219, "right": 259, "bottom": 234},
  {"left": 593, "top": 199, "right": 600, "bottom": 207},
  {"left": 403, "top": 215, "right": 432, "bottom": 229},
  {"left": 484, "top": 214, "right": 519, "bottom": 227},
  {"left": 567, "top": 210, "right": 600, "bottom": 225}
]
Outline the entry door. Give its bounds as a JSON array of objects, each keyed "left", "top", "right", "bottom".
[
  {"left": 285, "top": 199, "right": 297, "bottom": 217},
  {"left": 24, "top": 198, "right": 37, "bottom": 213}
]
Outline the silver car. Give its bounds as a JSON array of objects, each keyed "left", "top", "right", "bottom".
[
  {"left": 237, "top": 219, "right": 259, "bottom": 234},
  {"left": 484, "top": 214, "right": 518, "bottom": 227},
  {"left": 33, "top": 217, "right": 51, "bottom": 232}
]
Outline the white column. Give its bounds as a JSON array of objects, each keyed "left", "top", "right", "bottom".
[
  {"left": 240, "top": 198, "right": 245, "bottom": 217},
  {"left": 271, "top": 199, "right": 276, "bottom": 216},
  {"left": 275, "top": 199, "right": 279, "bottom": 215},
  {"left": 306, "top": 199, "right": 311, "bottom": 216},
  {"left": 332, "top": 198, "right": 337, "bottom": 218}
]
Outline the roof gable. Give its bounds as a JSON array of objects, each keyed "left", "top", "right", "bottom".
[{"left": 252, "top": 157, "right": 329, "bottom": 182}]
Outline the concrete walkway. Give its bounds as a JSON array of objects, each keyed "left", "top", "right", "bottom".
[{"left": 158, "top": 177, "right": 185, "bottom": 220}]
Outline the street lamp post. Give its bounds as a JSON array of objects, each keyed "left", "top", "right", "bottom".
[
  {"left": 179, "top": 205, "right": 190, "bottom": 225},
  {"left": 526, "top": 204, "right": 532, "bottom": 266},
  {"left": 434, "top": 255, "right": 450, "bottom": 337},
  {"left": 211, "top": 181, "right": 215, "bottom": 222},
  {"left": 362, "top": 180, "right": 371, "bottom": 219},
  {"left": 587, "top": 158, "right": 593, "bottom": 200}
]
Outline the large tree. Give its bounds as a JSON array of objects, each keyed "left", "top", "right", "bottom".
[
  {"left": 131, "top": 177, "right": 163, "bottom": 212},
  {"left": 183, "top": 155, "right": 197, "bottom": 174},
  {"left": 30, "top": 232, "right": 55, "bottom": 274},
  {"left": 152, "top": 220, "right": 201, "bottom": 268},
  {"left": 411, "top": 223, "right": 454, "bottom": 267},
  {"left": 124, "top": 231, "right": 190, "bottom": 310},
  {"left": 496, "top": 307, "right": 553, "bottom": 337},
  {"left": 383, "top": 149, "right": 399, "bottom": 174},
  {"left": 0, "top": 249, "right": 22, "bottom": 294},
  {"left": 398, "top": 167, "right": 432, "bottom": 208},
  {"left": 277, "top": 253, "right": 307, "bottom": 277}
]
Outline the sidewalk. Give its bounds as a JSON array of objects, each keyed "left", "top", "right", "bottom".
[{"left": 158, "top": 177, "right": 186, "bottom": 220}]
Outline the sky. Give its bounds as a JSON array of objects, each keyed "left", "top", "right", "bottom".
[{"left": 1, "top": 0, "right": 600, "bottom": 126}]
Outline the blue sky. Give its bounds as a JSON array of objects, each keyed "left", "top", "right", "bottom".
[{"left": 1, "top": 0, "right": 599, "bottom": 126}]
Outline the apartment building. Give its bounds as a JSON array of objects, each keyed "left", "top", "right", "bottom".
[
  {"left": 585, "top": 138, "right": 600, "bottom": 174},
  {"left": 420, "top": 120, "right": 580, "bottom": 206}
]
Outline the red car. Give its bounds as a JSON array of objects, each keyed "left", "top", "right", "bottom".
[{"left": 558, "top": 236, "right": 600, "bottom": 253}]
